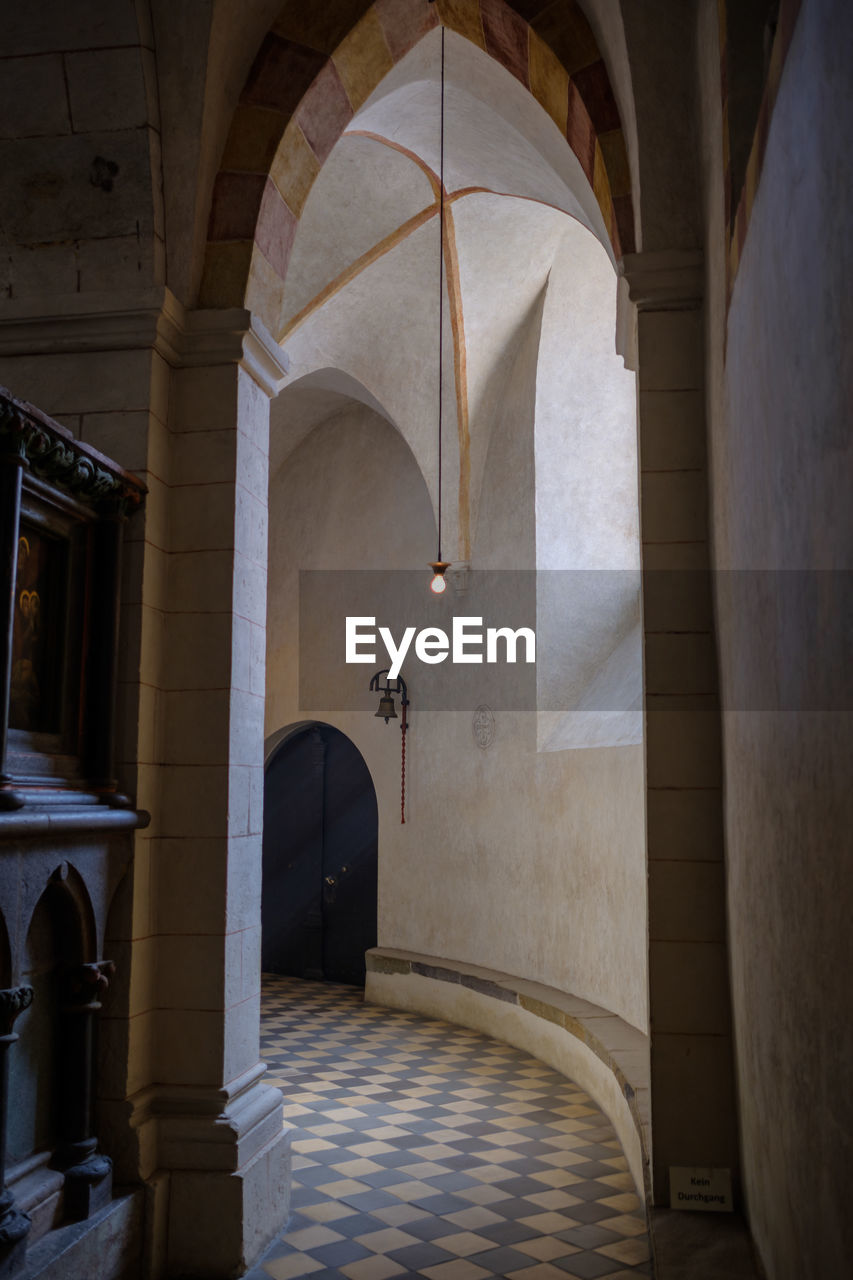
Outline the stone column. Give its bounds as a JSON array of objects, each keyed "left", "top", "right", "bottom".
[
  {"left": 0, "top": 291, "right": 293, "bottom": 1277},
  {"left": 56, "top": 962, "right": 115, "bottom": 1221},
  {"left": 0, "top": 986, "right": 34, "bottom": 1278},
  {"left": 138, "top": 307, "right": 292, "bottom": 1277},
  {"left": 0, "top": 419, "right": 26, "bottom": 810},
  {"left": 621, "top": 251, "right": 739, "bottom": 1205},
  {"left": 85, "top": 505, "right": 131, "bottom": 805}
]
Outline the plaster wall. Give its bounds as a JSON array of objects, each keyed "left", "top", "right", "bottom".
[
  {"left": 357, "top": 29, "right": 612, "bottom": 254},
  {"left": 534, "top": 223, "right": 642, "bottom": 752},
  {"left": 266, "top": 390, "right": 648, "bottom": 1032},
  {"left": 699, "top": 0, "right": 853, "bottom": 1272},
  {"left": 280, "top": 136, "right": 436, "bottom": 331},
  {"left": 281, "top": 221, "right": 457, "bottom": 550}
]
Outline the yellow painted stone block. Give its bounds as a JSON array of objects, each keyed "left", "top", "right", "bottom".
[
  {"left": 435, "top": 0, "right": 485, "bottom": 49},
  {"left": 271, "top": 0, "right": 373, "bottom": 55},
  {"left": 598, "top": 128, "right": 631, "bottom": 198},
  {"left": 221, "top": 104, "right": 285, "bottom": 173},
  {"left": 716, "top": 0, "right": 727, "bottom": 47},
  {"left": 247, "top": 244, "right": 287, "bottom": 335},
  {"left": 529, "top": 30, "right": 568, "bottom": 136},
  {"left": 592, "top": 140, "right": 615, "bottom": 227},
  {"left": 270, "top": 119, "right": 321, "bottom": 219},
  {"left": 198, "top": 240, "right": 253, "bottom": 308},
  {"left": 333, "top": 8, "right": 394, "bottom": 112}
]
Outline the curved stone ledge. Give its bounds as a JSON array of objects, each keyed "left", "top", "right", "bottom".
[
  {"left": 0, "top": 805, "right": 149, "bottom": 836},
  {"left": 365, "top": 947, "right": 651, "bottom": 1204}
]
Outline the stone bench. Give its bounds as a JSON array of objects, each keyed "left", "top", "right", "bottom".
[{"left": 365, "top": 947, "right": 651, "bottom": 1203}]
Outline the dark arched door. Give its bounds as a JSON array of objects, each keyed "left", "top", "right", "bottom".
[{"left": 262, "top": 724, "right": 378, "bottom": 985}]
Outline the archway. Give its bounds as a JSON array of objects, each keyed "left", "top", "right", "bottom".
[
  {"left": 258, "top": 28, "right": 646, "bottom": 1030},
  {"left": 203, "top": 0, "right": 729, "bottom": 1226},
  {"left": 8, "top": 871, "right": 91, "bottom": 1177},
  {"left": 262, "top": 723, "right": 378, "bottom": 985},
  {"left": 199, "top": 0, "right": 637, "bottom": 323}
]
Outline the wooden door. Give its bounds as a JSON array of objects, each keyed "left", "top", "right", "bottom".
[{"left": 261, "top": 725, "right": 378, "bottom": 985}]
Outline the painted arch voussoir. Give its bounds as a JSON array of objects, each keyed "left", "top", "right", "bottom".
[
  {"left": 199, "top": 0, "right": 637, "bottom": 318},
  {"left": 296, "top": 58, "right": 355, "bottom": 163},
  {"left": 481, "top": 0, "right": 530, "bottom": 86},
  {"left": 243, "top": 32, "right": 328, "bottom": 116}
]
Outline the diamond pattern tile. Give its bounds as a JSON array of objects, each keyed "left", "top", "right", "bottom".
[{"left": 246, "top": 977, "right": 650, "bottom": 1279}]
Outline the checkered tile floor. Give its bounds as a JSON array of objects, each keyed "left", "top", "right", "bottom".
[{"left": 247, "top": 976, "right": 650, "bottom": 1280}]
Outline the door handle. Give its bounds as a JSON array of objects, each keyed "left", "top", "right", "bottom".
[{"left": 324, "top": 875, "right": 336, "bottom": 887}]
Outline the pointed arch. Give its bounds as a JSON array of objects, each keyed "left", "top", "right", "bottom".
[
  {"left": 25, "top": 865, "right": 96, "bottom": 966},
  {"left": 199, "top": 0, "right": 635, "bottom": 328}
]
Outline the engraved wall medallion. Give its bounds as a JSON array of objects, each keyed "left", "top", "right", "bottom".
[{"left": 472, "top": 704, "right": 495, "bottom": 750}]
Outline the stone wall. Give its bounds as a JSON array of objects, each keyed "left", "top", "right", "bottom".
[{"left": 700, "top": 0, "right": 853, "bottom": 1273}]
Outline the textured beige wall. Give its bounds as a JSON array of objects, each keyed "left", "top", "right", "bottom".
[
  {"left": 699, "top": 0, "right": 853, "bottom": 1273},
  {"left": 267, "top": 387, "right": 648, "bottom": 1032}
]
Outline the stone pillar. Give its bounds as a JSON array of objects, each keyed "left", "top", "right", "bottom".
[
  {"left": 86, "top": 508, "right": 130, "bottom": 803},
  {"left": 621, "top": 251, "right": 739, "bottom": 1205},
  {"left": 56, "top": 962, "right": 115, "bottom": 1221},
  {"left": 0, "top": 987, "right": 34, "bottom": 1277},
  {"left": 0, "top": 290, "right": 292, "bottom": 1277},
  {"left": 0, "top": 421, "right": 26, "bottom": 809},
  {"left": 140, "top": 307, "right": 292, "bottom": 1277}
]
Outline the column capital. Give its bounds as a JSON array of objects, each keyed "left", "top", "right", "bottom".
[
  {"left": 619, "top": 249, "right": 704, "bottom": 310},
  {"left": 0, "top": 287, "right": 290, "bottom": 398},
  {"left": 0, "top": 986, "right": 33, "bottom": 1038},
  {"left": 181, "top": 307, "right": 290, "bottom": 397},
  {"left": 63, "top": 961, "right": 115, "bottom": 1012}
]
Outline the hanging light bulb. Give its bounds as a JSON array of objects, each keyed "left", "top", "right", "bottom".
[{"left": 429, "top": 560, "right": 450, "bottom": 594}]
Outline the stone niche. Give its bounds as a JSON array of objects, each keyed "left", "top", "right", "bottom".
[{"left": 0, "top": 387, "right": 147, "bottom": 1280}]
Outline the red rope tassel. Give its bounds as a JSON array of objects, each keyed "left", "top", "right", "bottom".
[{"left": 400, "top": 703, "right": 407, "bottom": 824}]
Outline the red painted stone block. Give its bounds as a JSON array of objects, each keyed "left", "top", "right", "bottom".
[
  {"left": 375, "top": 0, "right": 439, "bottom": 63},
  {"left": 612, "top": 193, "right": 635, "bottom": 257},
  {"left": 243, "top": 33, "right": 327, "bottom": 116},
  {"left": 481, "top": 0, "right": 530, "bottom": 88},
  {"left": 297, "top": 59, "right": 354, "bottom": 163},
  {"left": 571, "top": 58, "right": 620, "bottom": 134},
  {"left": 255, "top": 179, "right": 298, "bottom": 278},
  {"left": 208, "top": 171, "right": 267, "bottom": 241},
  {"left": 566, "top": 79, "right": 595, "bottom": 181}
]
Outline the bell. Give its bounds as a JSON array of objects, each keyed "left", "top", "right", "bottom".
[{"left": 375, "top": 693, "right": 397, "bottom": 722}]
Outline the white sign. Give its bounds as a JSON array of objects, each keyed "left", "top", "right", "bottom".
[{"left": 669, "top": 1166, "right": 733, "bottom": 1212}]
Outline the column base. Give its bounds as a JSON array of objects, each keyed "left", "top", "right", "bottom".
[
  {"left": 0, "top": 787, "right": 25, "bottom": 811},
  {"left": 166, "top": 1120, "right": 292, "bottom": 1278},
  {"left": 62, "top": 1156, "right": 113, "bottom": 1223},
  {"left": 135, "top": 1067, "right": 293, "bottom": 1278},
  {"left": 0, "top": 1207, "right": 31, "bottom": 1279}
]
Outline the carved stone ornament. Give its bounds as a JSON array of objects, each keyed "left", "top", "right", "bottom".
[
  {"left": 0, "top": 1207, "right": 30, "bottom": 1247},
  {"left": 64, "top": 1154, "right": 113, "bottom": 1185},
  {"left": 0, "top": 389, "right": 145, "bottom": 512},
  {"left": 472, "top": 704, "right": 496, "bottom": 750},
  {"left": 0, "top": 986, "right": 33, "bottom": 1037},
  {"left": 65, "top": 961, "right": 115, "bottom": 1009}
]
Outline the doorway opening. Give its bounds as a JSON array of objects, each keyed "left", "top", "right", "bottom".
[{"left": 261, "top": 723, "right": 378, "bottom": 986}]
